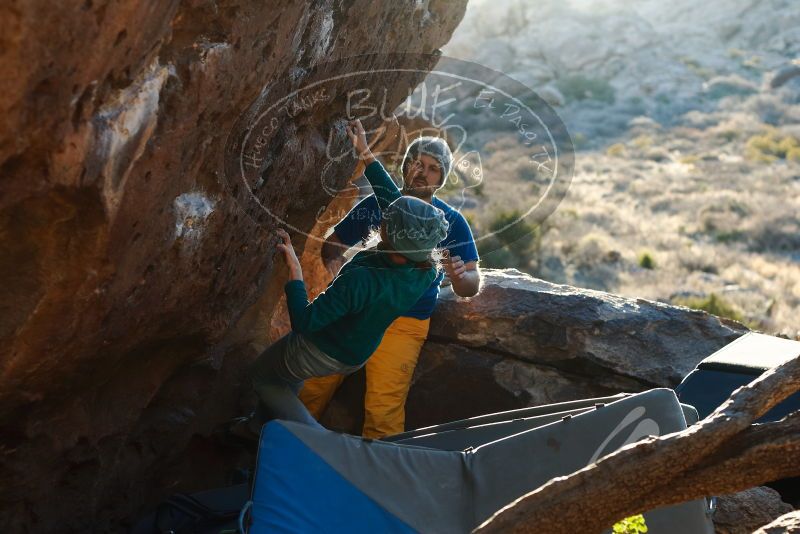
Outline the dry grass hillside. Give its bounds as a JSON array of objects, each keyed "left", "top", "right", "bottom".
[{"left": 431, "top": 0, "right": 800, "bottom": 337}]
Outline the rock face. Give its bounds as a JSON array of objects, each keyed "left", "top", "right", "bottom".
[
  {"left": 0, "top": 1, "right": 467, "bottom": 532},
  {"left": 320, "top": 269, "right": 747, "bottom": 433},
  {"left": 714, "top": 487, "right": 795, "bottom": 534},
  {"left": 411, "top": 269, "right": 747, "bottom": 425},
  {"left": 754, "top": 511, "right": 800, "bottom": 534}
]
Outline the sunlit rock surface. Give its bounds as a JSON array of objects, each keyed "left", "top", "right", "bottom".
[{"left": 753, "top": 510, "right": 800, "bottom": 534}]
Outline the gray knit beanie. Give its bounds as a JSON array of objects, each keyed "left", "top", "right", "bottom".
[
  {"left": 401, "top": 136, "right": 453, "bottom": 188},
  {"left": 384, "top": 196, "right": 449, "bottom": 262}
]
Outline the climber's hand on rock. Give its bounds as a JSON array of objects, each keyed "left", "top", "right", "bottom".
[
  {"left": 380, "top": 113, "right": 402, "bottom": 150},
  {"left": 276, "top": 229, "right": 303, "bottom": 281},
  {"left": 346, "top": 119, "right": 374, "bottom": 164}
]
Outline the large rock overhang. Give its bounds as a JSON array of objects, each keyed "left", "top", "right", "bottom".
[{"left": 0, "top": 1, "right": 468, "bottom": 530}]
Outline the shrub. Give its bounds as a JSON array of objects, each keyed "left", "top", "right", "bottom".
[
  {"left": 679, "top": 254, "right": 719, "bottom": 274},
  {"left": 517, "top": 165, "right": 541, "bottom": 183},
  {"left": 745, "top": 95, "right": 786, "bottom": 125},
  {"left": 571, "top": 233, "right": 621, "bottom": 270},
  {"left": 613, "top": 515, "right": 648, "bottom": 534},
  {"left": 673, "top": 293, "right": 743, "bottom": 323},
  {"left": 644, "top": 148, "right": 670, "bottom": 162},
  {"left": 489, "top": 210, "right": 531, "bottom": 246},
  {"left": 462, "top": 212, "right": 476, "bottom": 229},
  {"left": 638, "top": 251, "right": 656, "bottom": 270},
  {"left": 714, "top": 230, "right": 745, "bottom": 243},
  {"left": 606, "top": 143, "right": 626, "bottom": 157},
  {"left": 743, "top": 56, "right": 761, "bottom": 69},
  {"left": 679, "top": 56, "right": 714, "bottom": 80},
  {"left": 439, "top": 169, "right": 485, "bottom": 197},
  {"left": 717, "top": 129, "right": 739, "bottom": 142},
  {"left": 573, "top": 132, "right": 588, "bottom": 149},
  {"left": 556, "top": 75, "right": 616, "bottom": 104},
  {"left": 703, "top": 75, "right": 758, "bottom": 99},
  {"left": 476, "top": 236, "right": 519, "bottom": 269},
  {"left": 745, "top": 130, "right": 800, "bottom": 163},
  {"left": 777, "top": 136, "right": 799, "bottom": 155},
  {"left": 631, "top": 135, "right": 653, "bottom": 149},
  {"left": 655, "top": 94, "right": 671, "bottom": 105},
  {"left": 477, "top": 209, "right": 545, "bottom": 271}
]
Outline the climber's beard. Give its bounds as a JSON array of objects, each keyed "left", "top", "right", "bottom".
[{"left": 402, "top": 173, "right": 436, "bottom": 200}]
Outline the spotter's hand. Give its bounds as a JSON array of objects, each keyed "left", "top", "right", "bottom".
[{"left": 442, "top": 251, "right": 467, "bottom": 280}]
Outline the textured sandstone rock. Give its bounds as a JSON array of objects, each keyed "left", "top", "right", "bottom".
[
  {"left": 431, "top": 269, "right": 745, "bottom": 380},
  {"left": 0, "top": 1, "right": 467, "bottom": 531},
  {"left": 755, "top": 511, "right": 800, "bottom": 534},
  {"left": 714, "top": 487, "right": 795, "bottom": 534},
  {"left": 407, "top": 269, "right": 747, "bottom": 426},
  {"left": 319, "top": 268, "right": 747, "bottom": 433}
]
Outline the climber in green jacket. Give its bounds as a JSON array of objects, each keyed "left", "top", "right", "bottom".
[{"left": 232, "top": 120, "right": 450, "bottom": 435}]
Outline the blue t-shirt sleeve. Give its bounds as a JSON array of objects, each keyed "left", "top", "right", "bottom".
[
  {"left": 333, "top": 195, "right": 382, "bottom": 247},
  {"left": 441, "top": 211, "right": 479, "bottom": 263}
]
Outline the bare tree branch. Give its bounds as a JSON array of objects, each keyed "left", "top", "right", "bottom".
[
  {"left": 628, "top": 414, "right": 800, "bottom": 513},
  {"left": 474, "top": 354, "right": 800, "bottom": 534}
]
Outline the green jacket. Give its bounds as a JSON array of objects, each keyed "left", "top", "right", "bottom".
[{"left": 284, "top": 160, "right": 437, "bottom": 365}]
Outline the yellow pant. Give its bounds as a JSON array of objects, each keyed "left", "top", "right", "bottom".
[{"left": 299, "top": 316, "right": 430, "bottom": 438}]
